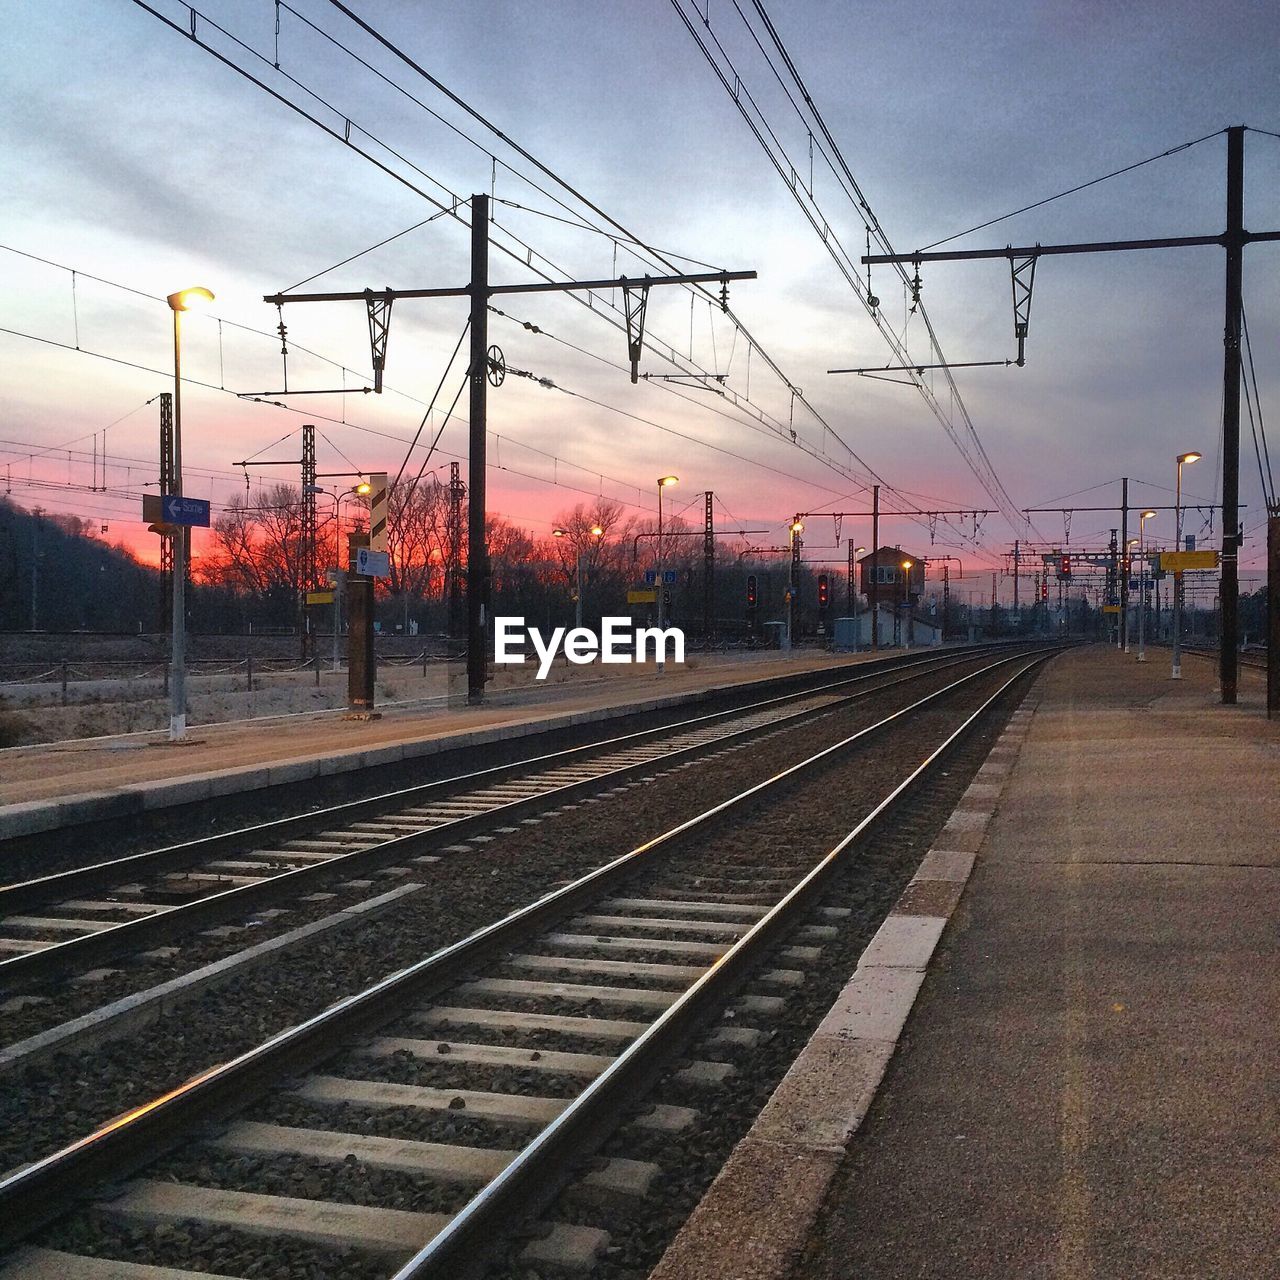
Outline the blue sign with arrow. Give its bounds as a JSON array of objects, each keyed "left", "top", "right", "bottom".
[{"left": 161, "top": 495, "right": 211, "bottom": 527}]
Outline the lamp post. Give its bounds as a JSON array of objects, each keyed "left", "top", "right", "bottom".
[
  {"left": 164, "top": 286, "right": 214, "bottom": 742},
  {"left": 657, "top": 476, "right": 678, "bottom": 670},
  {"left": 310, "top": 482, "right": 370, "bottom": 672},
  {"left": 553, "top": 523, "right": 604, "bottom": 629},
  {"left": 1172, "top": 451, "right": 1201, "bottom": 679},
  {"left": 786, "top": 518, "right": 804, "bottom": 650},
  {"left": 851, "top": 546, "right": 866, "bottom": 648},
  {"left": 1136, "top": 510, "right": 1157, "bottom": 662},
  {"left": 900, "top": 558, "right": 914, "bottom": 648}
]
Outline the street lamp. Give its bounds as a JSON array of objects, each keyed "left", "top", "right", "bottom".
[
  {"left": 656, "top": 477, "right": 678, "bottom": 669},
  {"left": 850, "top": 546, "right": 866, "bottom": 647},
  {"left": 786, "top": 519, "right": 804, "bottom": 651},
  {"left": 553, "top": 524, "right": 605, "bottom": 629},
  {"left": 1172, "top": 451, "right": 1201, "bottom": 679},
  {"left": 310, "top": 484, "right": 368, "bottom": 672},
  {"left": 1137, "top": 510, "right": 1157, "bottom": 662},
  {"left": 164, "top": 285, "right": 214, "bottom": 741},
  {"left": 900, "top": 558, "right": 913, "bottom": 648}
]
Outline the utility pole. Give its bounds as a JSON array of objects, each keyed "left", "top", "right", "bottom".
[
  {"left": 870, "top": 485, "right": 880, "bottom": 649},
  {"left": 467, "top": 196, "right": 490, "bottom": 704},
  {"left": 447, "top": 461, "right": 465, "bottom": 638},
  {"left": 1121, "top": 478, "right": 1130, "bottom": 652},
  {"left": 863, "top": 128, "right": 1278, "bottom": 704},
  {"left": 265, "top": 195, "right": 754, "bottom": 703},
  {"left": 1108, "top": 529, "right": 1119, "bottom": 645},
  {"left": 1220, "top": 126, "right": 1244, "bottom": 703},
  {"left": 703, "top": 490, "right": 715, "bottom": 638},
  {"left": 159, "top": 393, "right": 175, "bottom": 634},
  {"left": 1269, "top": 511, "right": 1280, "bottom": 717},
  {"left": 300, "top": 424, "right": 317, "bottom": 660},
  {"left": 1013, "top": 539, "right": 1020, "bottom": 613}
]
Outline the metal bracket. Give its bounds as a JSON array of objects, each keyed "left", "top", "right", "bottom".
[
  {"left": 1010, "top": 252, "right": 1037, "bottom": 367},
  {"left": 621, "top": 276, "right": 651, "bottom": 383},
  {"left": 365, "top": 290, "right": 394, "bottom": 393}
]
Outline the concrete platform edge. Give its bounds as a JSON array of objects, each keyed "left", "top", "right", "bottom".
[
  {"left": 0, "top": 883, "right": 424, "bottom": 1081},
  {"left": 647, "top": 692, "right": 1042, "bottom": 1280},
  {"left": 0, "top": 680, "right": 754, "bottom": 841}
]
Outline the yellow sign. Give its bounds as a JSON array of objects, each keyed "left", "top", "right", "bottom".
[
  {"left": 1102, "top": 604, "right": 1121, "bottom": 614},
  {"left": 627, "top": 589, "right": 658, "bottom": 604},
  {"left": 306, "top": 590, "right": 335, "bottom": 605},
  {"left": 1159, "top": 550, "right": 1218, "bottom": 572}
]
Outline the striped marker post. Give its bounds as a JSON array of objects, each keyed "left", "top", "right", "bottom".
[{"left": 369, "top": 472, "right": 388, "bottom": 553}]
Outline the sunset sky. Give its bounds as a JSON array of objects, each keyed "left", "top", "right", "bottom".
[{"left": 2, "top": 0, "right": 1279, "bottom": 598}]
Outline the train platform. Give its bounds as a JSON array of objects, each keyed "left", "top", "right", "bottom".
[
  {"left": 653, "top": 643, "right": 1276, "bottom": 1280},
  {"left": 0, "top": 648, "right": 866, "bottom": 840}
]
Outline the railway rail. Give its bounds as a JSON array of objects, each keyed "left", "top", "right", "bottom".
[
  {"left": 0, "top": 646, "right": 1008, "bottom": 991},
  {"left": 0, "top": 644, "right": 1057, "bottom": 1280}
]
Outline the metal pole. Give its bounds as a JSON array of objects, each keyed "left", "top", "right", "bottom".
[
  {"left": 332, "top": 569, "right": 343, "bottom": 673},
  {"left": 169, "top": 307, "right": 186, "bottom": 741},
  {"left": 575, "top": 551, "right": 583, "bottom": 630},
  {"left": 1220, "top": 125, "right": 1245, "bottom": 704},
  {"left": 870, "top": 485, "right": 880, "bottom": 650},
  {"left": 1013, "top": 539, "right": 1020, "bottom": 613},
  {"left": 657, "top": 481, "right": 666, "bottom": 671},
  {"left": 1137, "top": 517, "right": 1148, "bottom": 662},
  {"left": 467, "top": 194, "right": 490, "bottom": 704},
  {"left": 1173, "top": 460, "right": 1184, "bottom": 679},
  {"left": 1120, "top": 478, "right": 1130, "bottom": 651},
  {"left": 1269, "top": 514, "right": 1280, "bottom": 717}
]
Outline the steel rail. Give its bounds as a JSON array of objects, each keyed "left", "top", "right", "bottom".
[
  {"left": 0, "top": 644, "right": 1056, "bottom": 1252},
  {"left": 391, "top": 647, "right": 1056, "bottom": 1278},
  {"left": 0, "top": 647, "right": 1006, "bottom": 987}
]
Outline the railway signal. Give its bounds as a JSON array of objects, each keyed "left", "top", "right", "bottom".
[
  {"left": 817, "top": 574, "right": 830, "bottom": 609},
  {"left": 746, "top": 574, "right": 758, "bottom": 608}
]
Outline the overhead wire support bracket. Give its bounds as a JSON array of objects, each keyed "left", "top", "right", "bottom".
[
  {"left": 621, "top": 276, "right": 651, "bottom": 383},
  {"left": 1010, "top": 252, "right": 1037, "bottom": 366},
  {"left": 366, "top": 288, "right": 394, "bottom": 393},
  {"left": 829, "top": 359, "right": 1014, "bottom": 378}
]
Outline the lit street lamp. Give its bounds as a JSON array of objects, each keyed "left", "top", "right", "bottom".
[
  {"left": 785, "top": 518, "right": 804, "bottom": 650},
  {"left": 1172, "top": 451, "right": 1201, "bottom": 679},
  {"left": 1137, "top": 510, "right": 1158, "bottom": 662},
  {"left": 656, "top": 476, "right": 678, "bottom": 670},
  {"left": 164, "top": 285, "right": 214, "bottom": 741},
  {"left": 553, "top": 523, "right": 605, "bottom": 629},
  {"left": 850, "top": 546, "right": 866, "bottom": 647},
  {"left": 900, "top": 558, "right": 913, "bottom": 648}
]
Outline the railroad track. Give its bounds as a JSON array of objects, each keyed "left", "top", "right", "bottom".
[
  {"left": 1174, "top": 642, "right": 1266, "bottom": 670},
  {"left": 0, "top": 647, "right": 1008, "bottom": 990},
  {"left": 0, "top": 644, "right": 1056, "bottom": 1280}
]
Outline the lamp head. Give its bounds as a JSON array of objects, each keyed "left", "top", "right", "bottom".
[
  {"left": 1177, "top": 451, "right": 1202, "bottom": 465},
  {"left": 790, "top": 520, "right": 804, "bottom": 534},
  {"left": 552, "top": 528, "right": 567, "bottom": 538},
  {"left": 167, "top": 286, "right": 215, "bottom": 312},
  {"left": 657, "top": 475, "right": 679, "bottom": 488},
  {"left": 1141, "top": 510, "right": 1157, "bottom": 521},
  {"left": 854, "top": 546, "right": 866, "bottom": 554},
  {"left": 901, "top": 559, "right": 913, "bottom": 570},
  {"left": 589, "top": 524, "right": 605, "bottom": 538},
  {"left": 353, "top": 481, "right": 372, "bottom": 496}
]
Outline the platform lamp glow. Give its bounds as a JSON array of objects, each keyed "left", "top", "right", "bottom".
[
  {"left": 656, "top": 477, "right": 678, "bottom": 670},
  {"left": 1136, "top": 510, "right": 1158, "bottom": 663},
  {"left": 308, "top": 482, "right": 373, "bottom": 673},
  {"left": 1172, "top": 451, "right": 1202, "bottom": 679},
  {"left": 164, "top": 286, "right": 214, "bottom": 742}
]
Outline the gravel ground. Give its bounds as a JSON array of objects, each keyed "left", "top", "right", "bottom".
[{"left": 8, "top": 653, "right": 1042, "bottom": 1278}]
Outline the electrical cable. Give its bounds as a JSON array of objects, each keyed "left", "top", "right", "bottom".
[{"left": 918, "top": 128, "right": 1226, "bottom": 252}]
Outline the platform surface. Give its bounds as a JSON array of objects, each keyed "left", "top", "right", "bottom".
[
  {"left": 796, "top": 645, "right": 1277, "bottom": 1280},
  {"left": 0, "top": 649, "right": 862, "bottom": 816}
]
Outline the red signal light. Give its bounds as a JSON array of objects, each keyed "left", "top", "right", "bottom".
[
  {"left": 817, "top": 574, "right": 830, "bottom": 608},
  {"left": 746, "top": 574, "right": 758, "bottom": 608}
]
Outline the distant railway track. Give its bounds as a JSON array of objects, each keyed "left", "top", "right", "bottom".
[
  {"left": 1175, "top": 642, "right": 1266, "bottom": 670},
  {"left": 0, "top": 647, "right": 1011, "bottom": 991},
  {"left": 0, "top": 645, "right": 1056, "bottom": 1280}
]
